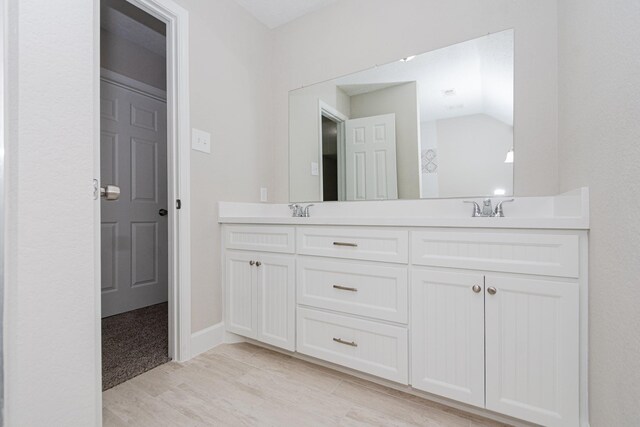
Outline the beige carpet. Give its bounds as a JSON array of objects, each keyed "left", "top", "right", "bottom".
[{"left": 102, "top": 302, "right": 170, "bottom": 391}]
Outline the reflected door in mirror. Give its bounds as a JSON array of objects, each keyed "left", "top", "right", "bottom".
[{"left": 345, "top": 114, "right": 398, "bottom": 200}]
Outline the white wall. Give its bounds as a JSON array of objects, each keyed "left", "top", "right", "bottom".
[
  {"left": 350, "top": 82, "right": 420, "bottom": 199},
  {"left": 4, "top": 0, "right": 100, "bottom": 425},
  {"left": 270, "top": 0, "right": 559, "bottom": 203},
  {"left": 172, "top": 0, "right": 274, "bottom": 332},
  {"left": 558, "top": 0, "right": 640, "bottom": 424},
  {"left": 437, "top": 114, "right": 513, "bottom": 197}
]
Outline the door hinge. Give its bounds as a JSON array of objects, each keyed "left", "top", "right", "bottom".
[{"left": 176, "top": 199, "right": 182, "bottom": 210}]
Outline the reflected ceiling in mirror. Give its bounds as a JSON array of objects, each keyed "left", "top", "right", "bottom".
[{"left": 289, "top": 29, "right": 514, "bottom": 203}]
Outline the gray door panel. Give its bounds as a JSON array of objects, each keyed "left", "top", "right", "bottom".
[{"left": 100, "top": 81, "right": 168, "bottom": 318}]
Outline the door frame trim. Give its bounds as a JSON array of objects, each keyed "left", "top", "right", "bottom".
[{"left": 126, "top": 0, "right": 191, "bottom": 363}]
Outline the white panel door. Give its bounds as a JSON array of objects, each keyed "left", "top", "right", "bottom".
[
  {"left": 256, "top": 254, "right": 295, "bottom": 351},
  {"left": 411, "top": 269, "right": 485, "bottom": 407},
  {"left": 100, "top": 80, "right": 168, "bottom": 317},
  {"left": 485, "top": 275, "right": 579, "bottom": 427},
  {"left": 225, "top": 251, "right": 258, "bottom": 339},
  {"left": 345, "top": 114, "right": 398, "bottom": 200}
]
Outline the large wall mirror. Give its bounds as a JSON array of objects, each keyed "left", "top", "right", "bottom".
[{"left": 289, "top": 29, "right": 514, "bottom": 202}]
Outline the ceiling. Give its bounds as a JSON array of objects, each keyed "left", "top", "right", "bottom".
[{"left": 234, "top": 0, "right": 338, "bottom": 29}]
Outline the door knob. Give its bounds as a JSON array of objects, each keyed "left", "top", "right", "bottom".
[
  {"left": 100, "top": 184, "right": 120, "bottom": 201},
  {"left": 472, "top": 285, "right": 482, "bottom": 293},
  {"left": 255, "top": 261, "right": 262, "bottom": 267},
  {"left": 249, "top": 261, "right": 255, "bottom": 266},
  {"left": 487, "top": 287, "right": 497, "bottom": 295},
  {"left": 159, "top": 209, "right": 168, "bottom": 216}
]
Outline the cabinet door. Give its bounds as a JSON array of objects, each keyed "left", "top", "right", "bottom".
[
  {"left": 485, "top": 275, "right": 579, "bottom": 427},
  {"left": 256, "top": 254, "right": 296, "bottom": 351},
  {"left": 411, "top": 269, "right": 485, "bottom": 407},
  {"left": 225, "top": 251, "right": 257, "bottom": 339}
]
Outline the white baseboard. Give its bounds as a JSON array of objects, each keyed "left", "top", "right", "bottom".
[{"left": 190, "top": 322, "right": 225, "bottom": 357}]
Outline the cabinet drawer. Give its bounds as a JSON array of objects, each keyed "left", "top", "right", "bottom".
[
  {"left": 297, "top": 227, "right": 408, "bottom": 263},
  {"left": 297, "top": 257, "right": 408, "bottom": 323},
  {"left": 296, "top": 307, "right": 408, "bottom": 384},
  {"left": 224, "top": 225, "right": 295, "bottom": 253},
  {"left": 411, "top": 230, "right": 580, "bottom": 278}
]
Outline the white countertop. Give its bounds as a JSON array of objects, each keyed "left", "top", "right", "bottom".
[
  {"left": 218, "top": 216, "right": 588, "bottom": 229},
  {"left": 218, "top": 188, "right": 590, "bottom": 230}
]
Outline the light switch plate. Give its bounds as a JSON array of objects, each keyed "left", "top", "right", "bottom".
[
  {"left": 311, "top": 162, "right": 319, "bottom": 176},
  {"left": 192, "top": 128, "right": 211, "bottom": 153}
]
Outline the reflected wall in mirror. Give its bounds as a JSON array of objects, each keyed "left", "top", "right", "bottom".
[{"left": 289, "top": 29, "right": 514, "bottom": 202}]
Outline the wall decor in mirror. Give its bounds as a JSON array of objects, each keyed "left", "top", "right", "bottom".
[{"left": 289, "top": 29, "right": 514, "bottom": 202}]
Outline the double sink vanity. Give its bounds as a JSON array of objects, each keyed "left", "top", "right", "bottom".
[
  {"left": 219, "top": 189, "right": 589, "bottom": 427},
  {"left": 220, "top": 28, "right": 588, "bottom": 426}
]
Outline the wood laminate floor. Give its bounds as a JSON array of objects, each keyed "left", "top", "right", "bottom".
[{"left": 103, "top": 342, "right": 509, "bottom": 427}]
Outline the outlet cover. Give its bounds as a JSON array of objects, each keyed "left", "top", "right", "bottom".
[
  {"left": 260, "top": 187, "right": 268, "bottom": 202},
  {"left": 311, "top": 162, "right": 319, "bottom": 176},
  {"left": 192, "top": 128, "right": 211, "bottom": 153}
]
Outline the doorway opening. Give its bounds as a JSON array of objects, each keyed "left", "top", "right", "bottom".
[
  {"left": 321, "top": 116, "right": 339, "bottom": 201},
  {"left": 318, "top": 102, "right": 348, "bottom": 201},
  {"left": 100, "top": 0, "right": 172, "bottom": 390}
]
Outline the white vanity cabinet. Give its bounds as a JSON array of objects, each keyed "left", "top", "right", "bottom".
[
  {"left": 225, "top": 251, "right": 258, "bottom": 338},
  {"left": 410, "top": 230, "right": 581, "bottom": 427},
  {"left": 220, "top": 217, "right": 587, "bottom": 427},
  {"left": 224, "top": 226, "right": 296, "bottom": 351},
  {"left": 484, "top": 275, "right": 579, "bottom": 427},
  {"left": 410, "top": 269, "right": 486, "bottom": 407},
  {"left": 295, "top": 227, "right": 410, "bottom": 383}
]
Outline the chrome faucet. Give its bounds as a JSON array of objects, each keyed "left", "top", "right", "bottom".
[
  {"left": 464, "top": 198, "right": 514, "bottom": 217},
  {"left": 302, "top": 204, "right": 314, "bottom": 217},
  {"left": 288, "top": 204, "right": 302, "bottom": 217},
  {"left": 463, "top": 200, "right": 483, "bottom": 217},
  {"left": 481, "top": 198, "right": 493, "bottom": 217},
  {"left": 493, "top": 199, "right": 515, "bottom": 217},
  {"left": 289, "top": 203, "right": 314, "bottom": 217}
]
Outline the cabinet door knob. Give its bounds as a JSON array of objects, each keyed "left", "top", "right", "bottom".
[
  {"left": 472, "top": 285, "right": 482, "bottom": 293},
  {"left": 255, "top": 261, "right": 262, "bottom": 267},
  {"left": 487, "top": 287, "right": 497, "bottom": 295},
  {"left": 249, "top": 260, "right": 255, "bottom": 266}
]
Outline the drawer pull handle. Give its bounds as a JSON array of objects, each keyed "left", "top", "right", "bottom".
[
  {"left": 333, "top": 242, "right": 358, "bottom": 247},
  {"left": 333, "top": 285, "right": 358, "bottom": 292},
  {"left": 333, "top": 337, "right": 358, "bottom": 347},
  {"left": 487, "top": 287, "right": 497, "bottom": 295}
]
